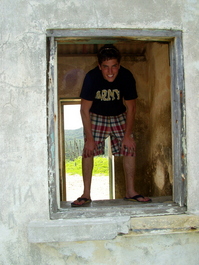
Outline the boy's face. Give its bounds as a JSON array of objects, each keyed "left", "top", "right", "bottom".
[{"left": 99, "top": 59, "right": 120, "bottom": 82}]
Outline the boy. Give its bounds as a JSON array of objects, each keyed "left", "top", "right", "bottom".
[{"left": 71, "top": 45, "right": 151, "bottom": 206}]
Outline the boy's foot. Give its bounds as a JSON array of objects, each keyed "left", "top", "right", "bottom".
[
  {"left": 124, "top": 194, "right": 152, "bottom": 203},
  {"left": 71, "top": 197, "right": 92, "bottom": 207}
]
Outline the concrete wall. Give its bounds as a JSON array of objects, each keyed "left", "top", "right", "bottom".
[{"left": 1, "top": 0, "right": 199, "bottom": 264}]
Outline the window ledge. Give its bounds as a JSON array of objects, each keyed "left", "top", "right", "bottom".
[
  {"left": 52, "top": 197, "right": 186, "bottom": 219},
  {"left": 28, "top": 216, "right": 130, "bottom": 243},
  {"left": 27, "top": 214, "right": 199, "bottom": 243}
]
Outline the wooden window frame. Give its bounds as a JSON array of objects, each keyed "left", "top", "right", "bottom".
[{"left": 46, "top": 29, "right": 186, "bottom": 219}]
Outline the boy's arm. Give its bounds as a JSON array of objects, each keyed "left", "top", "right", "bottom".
[
  {"left": 80, "top": 99, "right": 96, "bottom": 157},
  {"left": 122, "top": 99, "right": 136, "bottom": 154}
]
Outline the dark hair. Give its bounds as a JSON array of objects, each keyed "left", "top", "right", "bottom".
[{"left": 97, "top": 45, "right": 121, "bottom": 65}]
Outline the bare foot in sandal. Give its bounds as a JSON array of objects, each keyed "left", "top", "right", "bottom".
[{"left": 71, "top": 197, "right": 92, "bottom": 207}]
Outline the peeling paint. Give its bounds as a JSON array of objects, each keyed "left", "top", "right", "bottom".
[{"left": 1, "top": 0, "right": 199, "bottom": 264}]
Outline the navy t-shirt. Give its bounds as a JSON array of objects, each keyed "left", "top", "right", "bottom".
[{"left": 80, "top": 66, "right": 138, "bottom": 116}]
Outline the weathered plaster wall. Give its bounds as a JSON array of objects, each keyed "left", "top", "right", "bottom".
[
  {"left": 183, "top": 1, "right": 199, "bottom": 214},
  {"left": 27, "top": 232, "right": 199, "bottom": 265},
  {"left": 147, "top": 42, "right": 172, "bottom": 196},
  {"left": 1, "top": 0, "right": 199, "bottom": 264}
]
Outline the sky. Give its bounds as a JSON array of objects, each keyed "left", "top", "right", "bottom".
[{"left": 64, "top": 104, "right": 83, "bottom": 130}]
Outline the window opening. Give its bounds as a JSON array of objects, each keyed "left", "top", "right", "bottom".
[
  {"left": 57, "top": 41, "right": 173, "bottom": 202},
  {"left": 47, "top": 29, "right": 186, "bottom": 219}
]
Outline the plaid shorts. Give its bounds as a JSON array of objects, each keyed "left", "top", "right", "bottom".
[{"left": 83, "top": 112, "right": 135, "bottom": 157}]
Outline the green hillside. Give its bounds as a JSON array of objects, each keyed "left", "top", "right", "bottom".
[
  {"left": 65, "top": 127, "right": 84, "bottom": 161},
  {"left": 64, "top": 127, "right": 108, "bottom": 161},
  {"left": 65, "top": 127, "right": 84, "bottom": 142}
]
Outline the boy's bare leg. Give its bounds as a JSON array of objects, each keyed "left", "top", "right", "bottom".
[
  {"left": 82, "top": 156, "right": 93, "bottom": 198},
  {"left": 123, "top": 156, "right": 150, "bottom": 202},
  {"left": 72, "top": 156, "right": 93, "bottom": 205}
]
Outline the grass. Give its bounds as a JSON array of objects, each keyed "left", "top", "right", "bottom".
[{"left": 66, "top": 156, "right": 109, "bottom": 176}]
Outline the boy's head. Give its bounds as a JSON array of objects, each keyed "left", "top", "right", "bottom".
[
  {"left": 97, "top": 45, "right": 121, "bottom": 65},
  {"left": 97, "top": 45, "right": 121, "bottom": 82}
]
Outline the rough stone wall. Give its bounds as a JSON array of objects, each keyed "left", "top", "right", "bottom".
[{"left": 1, "top": 0, "right": 199, "bottom": 264}]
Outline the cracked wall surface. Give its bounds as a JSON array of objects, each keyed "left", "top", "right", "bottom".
[{"left": 1, "top": 0, "right": 199, "bottom": 264}]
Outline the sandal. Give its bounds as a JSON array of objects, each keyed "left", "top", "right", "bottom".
[
  {"left": 124, "top": 195, "right": 152, "bottom": 203},
  {"left": 71, "top": 197, "right": 92, "bottom": 207}
]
